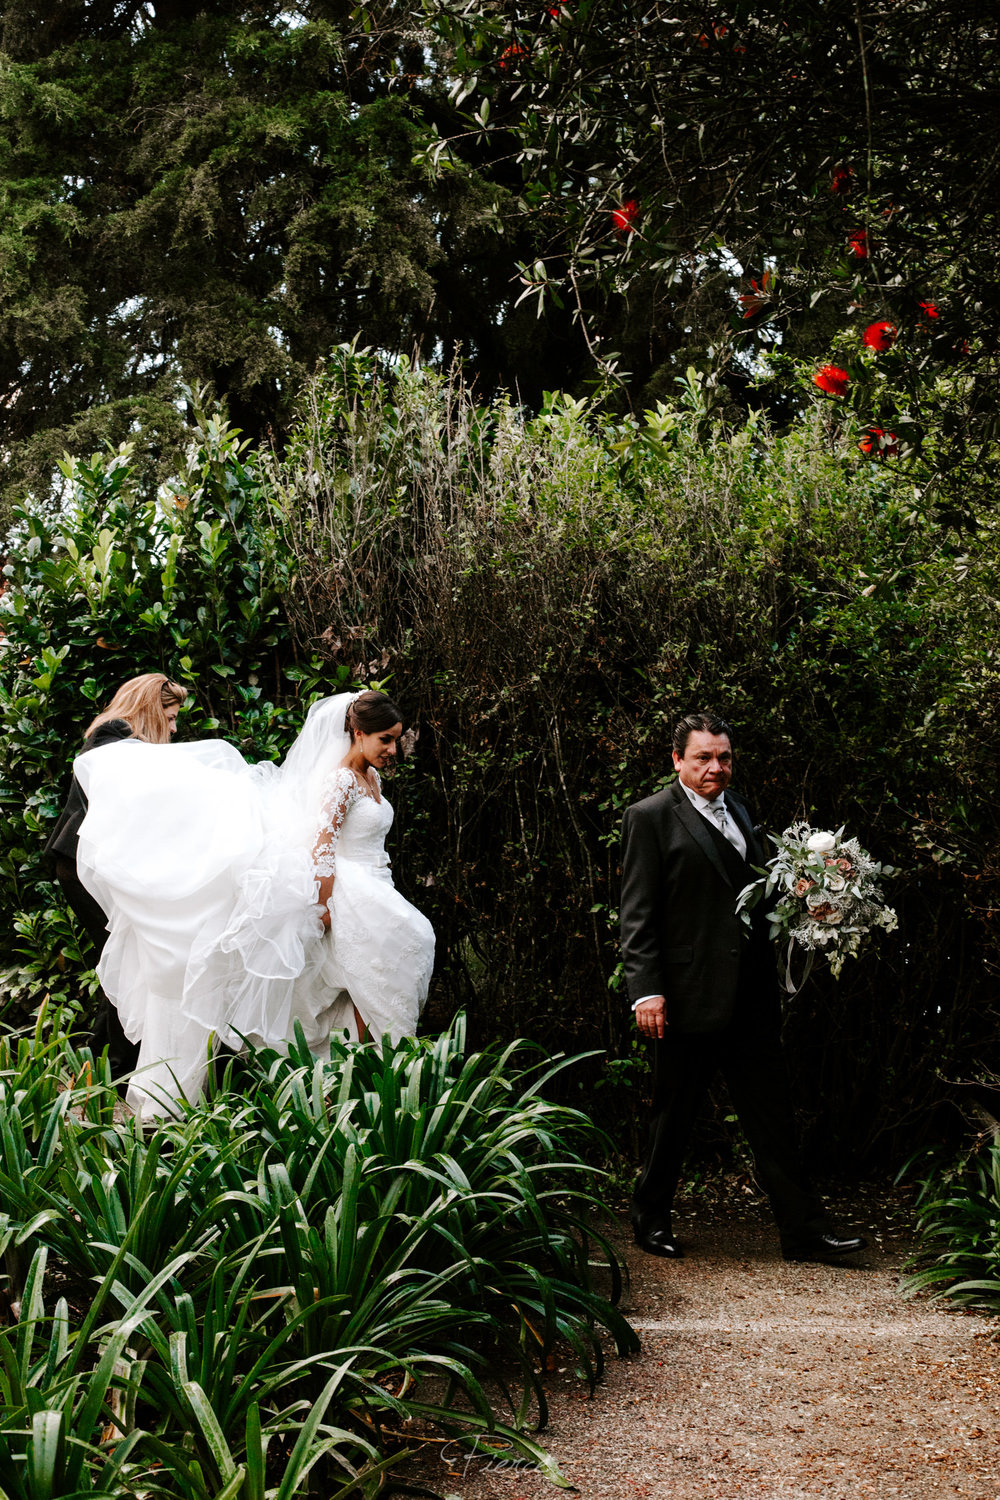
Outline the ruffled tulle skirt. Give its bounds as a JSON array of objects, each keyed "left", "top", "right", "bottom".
[{"left": 74, "top": 739, "right": 433, "bottom": 1118}]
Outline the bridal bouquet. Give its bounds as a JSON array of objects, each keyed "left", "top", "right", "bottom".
[{"left": 737, "top": 823, "right": 897, "bottom": 980}]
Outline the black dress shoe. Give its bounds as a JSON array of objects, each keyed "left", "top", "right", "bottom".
[
  {"left": 783, "top": 1231, "right": 867, "bottom": 1262},
  {"left": 632, "top": 1221, "right": 684, "bottom": 1259}
]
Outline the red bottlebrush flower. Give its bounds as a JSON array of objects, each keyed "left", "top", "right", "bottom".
[
  {"left": 813, "top": 364, "right": 850, "bottom": 397},
  {"left": 612, "top": 199, "right": 640, "bottom": 236},
  {"left": 697, "top": 22, "right": 728, "bottom": 45},
  {"left": 919, "top": 300, "right": 940, "bottom": 321},
  {"left": 847, "top": 229, "right": 869, "bottom": 259},
  {"left": 498, "top": 42, "right": 528, "bottom": 70},
  {"left": 830, "top": 165, "right": 854, "bottom": 195},
  {"left": 859, "top": 427, "right": 899, "bottom": 459},
  {"left": 739, "top": 270, "right": 774, "bottom": 319},
  {"left": 863, "top": 320, "right": 897, "bottom": 352}
]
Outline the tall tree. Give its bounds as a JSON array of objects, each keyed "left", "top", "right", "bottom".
[
  {"left": 420, "top": 0, "right": 1000, "bottom": 512},
  {"left": 0, "top": 0, "right": 580, "bottom": 514}
]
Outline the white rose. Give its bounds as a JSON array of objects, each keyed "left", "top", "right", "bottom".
[
  {"left": 825, "top": 874, "right": 846, "bottom": 892},
  {"left": 806, "top": 830, "right": 837, "bottom": 853}
]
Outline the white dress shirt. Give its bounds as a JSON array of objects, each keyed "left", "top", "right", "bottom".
[{"left": 679, "top": 781, "right": 747, "bottom": 858}]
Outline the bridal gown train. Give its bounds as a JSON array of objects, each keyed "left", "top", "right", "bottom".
[{"left": 73, "top": 738, "right": 434, "bottom": 1118}]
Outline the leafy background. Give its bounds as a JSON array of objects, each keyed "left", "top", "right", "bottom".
[{"left": 3, "top": 354, "right": 997, "bottom": 1173}]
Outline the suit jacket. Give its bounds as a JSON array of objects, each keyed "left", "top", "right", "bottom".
[
  {"left": 620, "top": 778, "right": 778, "bottom": 1034},
  {"left": 44, "top": 718, "right": 134, "bottom": 862}
]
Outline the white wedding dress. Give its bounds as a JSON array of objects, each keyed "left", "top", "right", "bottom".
[{"left": 73, "top": 700, "right": 434, "bottom": 1119}]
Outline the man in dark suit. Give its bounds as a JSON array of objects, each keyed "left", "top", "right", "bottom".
[
  {"left": 620, "top": 711, "right": 866, "bottom": 1262},
  {"left": 45, "top": 716, "right": 140, "bottom": 1078}
]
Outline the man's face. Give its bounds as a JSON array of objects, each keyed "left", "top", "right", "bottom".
[{"left": 672, "top": 731, "right": 733, "bottom": 800}]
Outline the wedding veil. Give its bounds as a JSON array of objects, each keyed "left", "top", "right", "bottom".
[
  {"left": 274, "top": 690, "right": 357, "bottom": 843},
  {"left": 181, "top": 689, "right": 361, "bottom": 1048}
]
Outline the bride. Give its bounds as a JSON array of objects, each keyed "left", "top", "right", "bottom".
[{"left": 74, "top": 690, "right": 435, "bottom": 1117}]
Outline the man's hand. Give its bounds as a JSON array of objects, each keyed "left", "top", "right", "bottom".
[{"left": 635, "top": 995, "right": 667, "bottom": 1040}]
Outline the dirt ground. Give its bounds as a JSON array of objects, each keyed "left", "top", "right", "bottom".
[{"left": 393, "top": 1181, "right": 1000, "bottom": 1500}]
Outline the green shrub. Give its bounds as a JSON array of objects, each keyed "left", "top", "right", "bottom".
[
  {"left": 901, "top": 1141, "right": 1000, "bottom": 1313},
  {"left": 266, "top": 351, "right": 1000, "bottom": 1169},
  {"left": 0, "top": 1013, "right": 634, "bottom": 1494}
]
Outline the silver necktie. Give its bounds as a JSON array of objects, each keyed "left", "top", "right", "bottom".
[{"left": 710, "top": 802, "right": 740, "bottom": 850}]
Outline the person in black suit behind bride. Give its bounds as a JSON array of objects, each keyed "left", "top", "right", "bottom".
[
  {"left": 620, "top": 710, "right": 867, "bottom": 1263},
  {"left": 45, "top": 672, "right": 188, "bottom": 1078}
]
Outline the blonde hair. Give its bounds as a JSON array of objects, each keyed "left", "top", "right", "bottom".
[{"left": 85, "top": 673, "right": 189, "bottom": 744}]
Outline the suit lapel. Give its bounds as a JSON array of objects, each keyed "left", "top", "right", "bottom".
[
  {"left": 726, "top": 795, "right": 765, "bottom": 870},
  {"left": 670, "top": 783, "right": 737, "bottom": 890}
]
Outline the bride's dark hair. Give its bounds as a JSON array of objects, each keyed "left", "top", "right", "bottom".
[{"left": 346, "top": 690, "right": 402, "bottom": 739}]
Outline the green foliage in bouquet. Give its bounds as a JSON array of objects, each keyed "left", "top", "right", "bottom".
[{"left": 738, "top": 824, "right": 897, "bottom": 980}]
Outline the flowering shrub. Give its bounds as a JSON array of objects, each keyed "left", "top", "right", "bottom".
[
  {"left": 740, "top": 271, "right": 773, "bottom": 318},
  {"left": 738, "top": 824, "right": 897, "bottom": 979},
  {"left": 858, "top": 426, "right": 899, "bottom": 458},
  {"left": 847, "top": 229, "right": 869, "bottom": 259},
  {"left": 612, "top": 198, "right": 640, "bottom": 235},
  {"left": 812, "top": 363, "right": 850, "bottom": 396},
  {"left": 498, "top": 42, "right": 528, "bottom": 70},
  {"left": 863, "top": 320, "right": 897, "bottom": 352}
]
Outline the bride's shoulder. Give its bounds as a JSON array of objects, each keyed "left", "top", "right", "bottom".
[{"left": 321, "top": 764, "right": 358, "bottom": 797}]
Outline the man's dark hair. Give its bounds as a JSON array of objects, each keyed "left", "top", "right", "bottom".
[{"left": 672, "top": 711, "right": 733, "bottom": 758}]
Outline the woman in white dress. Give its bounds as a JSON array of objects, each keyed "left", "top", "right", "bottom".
[
  {"left": 311, "top": 692, "right": 436, "bottom": 1045},
  {"left": 73, "top": 690, "right": 434, "bottom": 1118}
]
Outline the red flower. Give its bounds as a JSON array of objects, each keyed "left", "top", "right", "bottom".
[
  {"left": 739, "top": 271, "right": 774, "bottom": 319},
  {"left": 813, "top": 364, "right": 850, "bottom": 397},
  {"left": 847, "top": 229, "right": 869, "bottom": 259},
  {"left": 697, "top": 22, "right": 728, "bottom": 45},
  {"left": 830, "top": 165, "right": 854, "bottom": 195},
  {"left": 859, "top": 427, "right": 899, "bottom": 458},
  {"left": 498, "top": 42, "right": 528, "bottom": 70},
  {"left": 863, "top": 320, "right": 896, "bottom": 352},
  {"left": 919, "top": 300, "right": 940, "bottom": 321},
  {"left": 612, "top": 199, "right": 640, "bottom": 236}
]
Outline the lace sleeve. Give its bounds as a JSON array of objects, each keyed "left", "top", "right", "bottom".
[{"left": 313, "top": 768, "right": 357, "bottom": 879}]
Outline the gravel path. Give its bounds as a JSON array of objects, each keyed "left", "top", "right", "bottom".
[{"left": 396, "top": 1182, "right": 1000, "bottom": 1500}]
